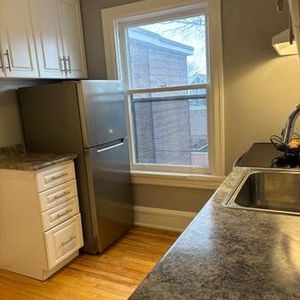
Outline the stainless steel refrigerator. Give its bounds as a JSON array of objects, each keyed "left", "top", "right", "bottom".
[{"left": 18, "top": 80, "right": 134, "bottom": 254}]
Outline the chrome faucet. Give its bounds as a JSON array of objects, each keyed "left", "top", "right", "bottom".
[{"left": 282, "top": 104, "right": 300, "bottom": 144}]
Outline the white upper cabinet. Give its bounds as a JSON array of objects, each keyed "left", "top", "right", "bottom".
[
  {"left": 0, "top": 0, "right": 87, "bottom": 79},
  {"left": 30, "top": 0, "right": 65, "bottom": 78},
  {"left": 58, "top": 0, "right": 87, "bottom": 78},
  {"left": 0, "top": 0, "right": 39, "bottom": 78}
]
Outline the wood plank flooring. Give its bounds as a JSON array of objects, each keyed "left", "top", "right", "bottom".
[{"left": 0, "top": 227, "right": 179, "bottom": 300}]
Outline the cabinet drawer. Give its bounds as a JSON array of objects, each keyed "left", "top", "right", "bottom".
[
  {"left": 36, "top": 161, "right": 75, "bottom": 192},
  {"left": 42, "top": 197, "right": 79, "bottom": 231},
  {"left": 39, "top": 179, "right": 77, "bottom": 212},
  {"left": 45, "top": 214, "right": 83, "bottom": 269}
]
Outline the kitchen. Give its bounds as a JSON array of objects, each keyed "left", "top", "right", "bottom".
[{"left": 1, "top": 0, "right": 300, "bottom": 299}]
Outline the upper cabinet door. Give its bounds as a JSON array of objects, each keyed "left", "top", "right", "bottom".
[
  {"left": 30, "top": 0, "right": 65, "bottom": 78},
  {"left": 0, "top": 0, "right": 39, "bottom": 78},
  {"left": 58, "top": 0, "right": 87, "bottom": 79}
]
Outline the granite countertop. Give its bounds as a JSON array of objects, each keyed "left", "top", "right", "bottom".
[
  {"left": 130, "top": 167, "right": 300, "bottom": 300},
  {"left": 0, "top": 145, "right": 77, "bottom": 171}
]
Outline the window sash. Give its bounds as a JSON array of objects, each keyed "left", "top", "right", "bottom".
[
  {"left": 120, "top": 10, "right": 211, "bottom": 172},
  {"left": 128, "top": 85, "right": 211, "bottom": 173},
  {"left": 123, "top": 11, "right": 208, "bottom": 90}
]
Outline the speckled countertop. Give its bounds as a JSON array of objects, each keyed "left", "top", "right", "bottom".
[
  {"left": 130, "top": 167, "right": 300, "bottom": 300},
  {"left": 0, "top": 145, "right": 77, "bottom": 171}
]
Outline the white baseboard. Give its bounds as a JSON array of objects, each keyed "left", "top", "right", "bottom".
[{"left": 134, "top": 206, "right": 197, "bottom": 232}]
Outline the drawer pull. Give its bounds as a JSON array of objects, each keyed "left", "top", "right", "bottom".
[
  {"left": 51, "top": 209, "right": 73, "bottom": 222},
  {"left": 45, "top": 172, "right": 68, "bottom": 183},
  {"left": 37, "top": 162, "right": 75, "bottom": 192},
  {"left": 48, "top": 190, "right": 71, "bottom": 202},
  {"left": 60, "top": 235, "right": 76, "bottom": 247},
  {"left": 54, "top": 190, "right": 71, "bottom": 200}
]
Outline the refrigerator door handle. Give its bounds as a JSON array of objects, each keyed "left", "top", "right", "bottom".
[{"left": 96, "top": 138, "right": 126, "bottom": 153}]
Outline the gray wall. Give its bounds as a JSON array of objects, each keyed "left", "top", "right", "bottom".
[
  {"left": 0, "top": 81, "right": 24, "bottom": 147},
  {"left": 80, "top": 0, "right": 142, "bottom": 78},
  {"left": 133, "top": 184, "right": 213, "bottom": 212},
  {"left": 0, "top": 80, "right": 57, "bottom": 147},
  {"left": 222, "top": 0, "right": 300, "bottom": 173}
]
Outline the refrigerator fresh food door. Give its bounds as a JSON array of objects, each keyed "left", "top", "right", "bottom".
[
  {"left": 86, "top": 138, "right": 134, "bottom": 251},
  {"left": 78, "top": 80, "right": 128, "bottom": 148}
]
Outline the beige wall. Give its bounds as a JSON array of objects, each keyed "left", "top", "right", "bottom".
[{"left": 223, "top": 0, "right": 300, "bottom": 173}]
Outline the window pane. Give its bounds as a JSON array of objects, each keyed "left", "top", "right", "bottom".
[
  {"left": 132, "top": 89, "right": 209, "bottom": 167},
  {"left": 127, "top": 14, "right": 207, "bottom": 89}
]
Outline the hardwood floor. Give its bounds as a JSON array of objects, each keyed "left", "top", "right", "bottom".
[{"left": 0, "top": 227, "right": 179, "bottom": 300}]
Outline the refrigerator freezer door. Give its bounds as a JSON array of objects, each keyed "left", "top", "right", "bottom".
[
  {"left": 86, "top": 138, "right": 134, "bottom": 251},
  {"left": 78, "top": 80, "right": 128, "bottom": 148}
]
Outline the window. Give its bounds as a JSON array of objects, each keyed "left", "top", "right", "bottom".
[{"left": 102, "top": 0, "right": 224, "bottom": 178}]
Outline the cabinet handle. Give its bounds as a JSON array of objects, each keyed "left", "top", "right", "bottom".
[
  {"left": 53, "top": 190, "right": 71, "bottom": 200},
  {"left": 0, "top": 51, "right": 3, "bottom": 71},
  {"left": 60, "top": 235, "right": 76, "bottom": 247},
  {"left": 45, "top": 171, "right": 68, "bottom": 183},
  {"left": 4, "top": 50, "right": 11, "bottom": 71},
  {"left": 66, "top": 56, "right": 71, "bottom": 74},
  {"left": 48, "top": 190, "right": 71, "bottom": 202},
  {"left": 50, "top": 172, "right": 68, "bottom": 181},
  {"left": 52, "top": 209, "right": 73, "bottom": 222},
  {"left": 59, "top": 56, "right": 66, "bottom": 74}
]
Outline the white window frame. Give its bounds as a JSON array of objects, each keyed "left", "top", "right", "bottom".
[{"left": 102, "top": 0, "right": 225, "bottom": 187}]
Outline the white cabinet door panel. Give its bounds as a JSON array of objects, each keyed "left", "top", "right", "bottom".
[
  {"left": 0, "top": 0, "right": 39, "bottom": 78},
  {"left": 30, "top": 0, "right": 65, "bottom": 78},
  {"left": 58, "top": 0, "right": 87, "bottom": 78},
  {"left": 45, "top": 214, "right": 83, "bottom": 269}
]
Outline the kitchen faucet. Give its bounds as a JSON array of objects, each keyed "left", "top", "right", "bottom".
[{"left": 281, "top": 104, "right": 300, "bottom": 144}]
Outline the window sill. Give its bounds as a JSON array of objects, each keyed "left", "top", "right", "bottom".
[{"left": 131, "top": 171, "right": 225, "bottom": 190}]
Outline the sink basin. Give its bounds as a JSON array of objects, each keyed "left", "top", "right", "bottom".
[{"left": 224, "top": 170, "right": 300, "bottom": 215}]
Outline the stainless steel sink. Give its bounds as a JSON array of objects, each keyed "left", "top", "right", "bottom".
[{"left": 223, "top": 170, "right": 300, "bottom": 215}]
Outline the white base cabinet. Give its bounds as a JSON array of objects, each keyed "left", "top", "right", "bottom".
[{"left": 0, "top": 161, "right": 83, "bottom": 280}]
